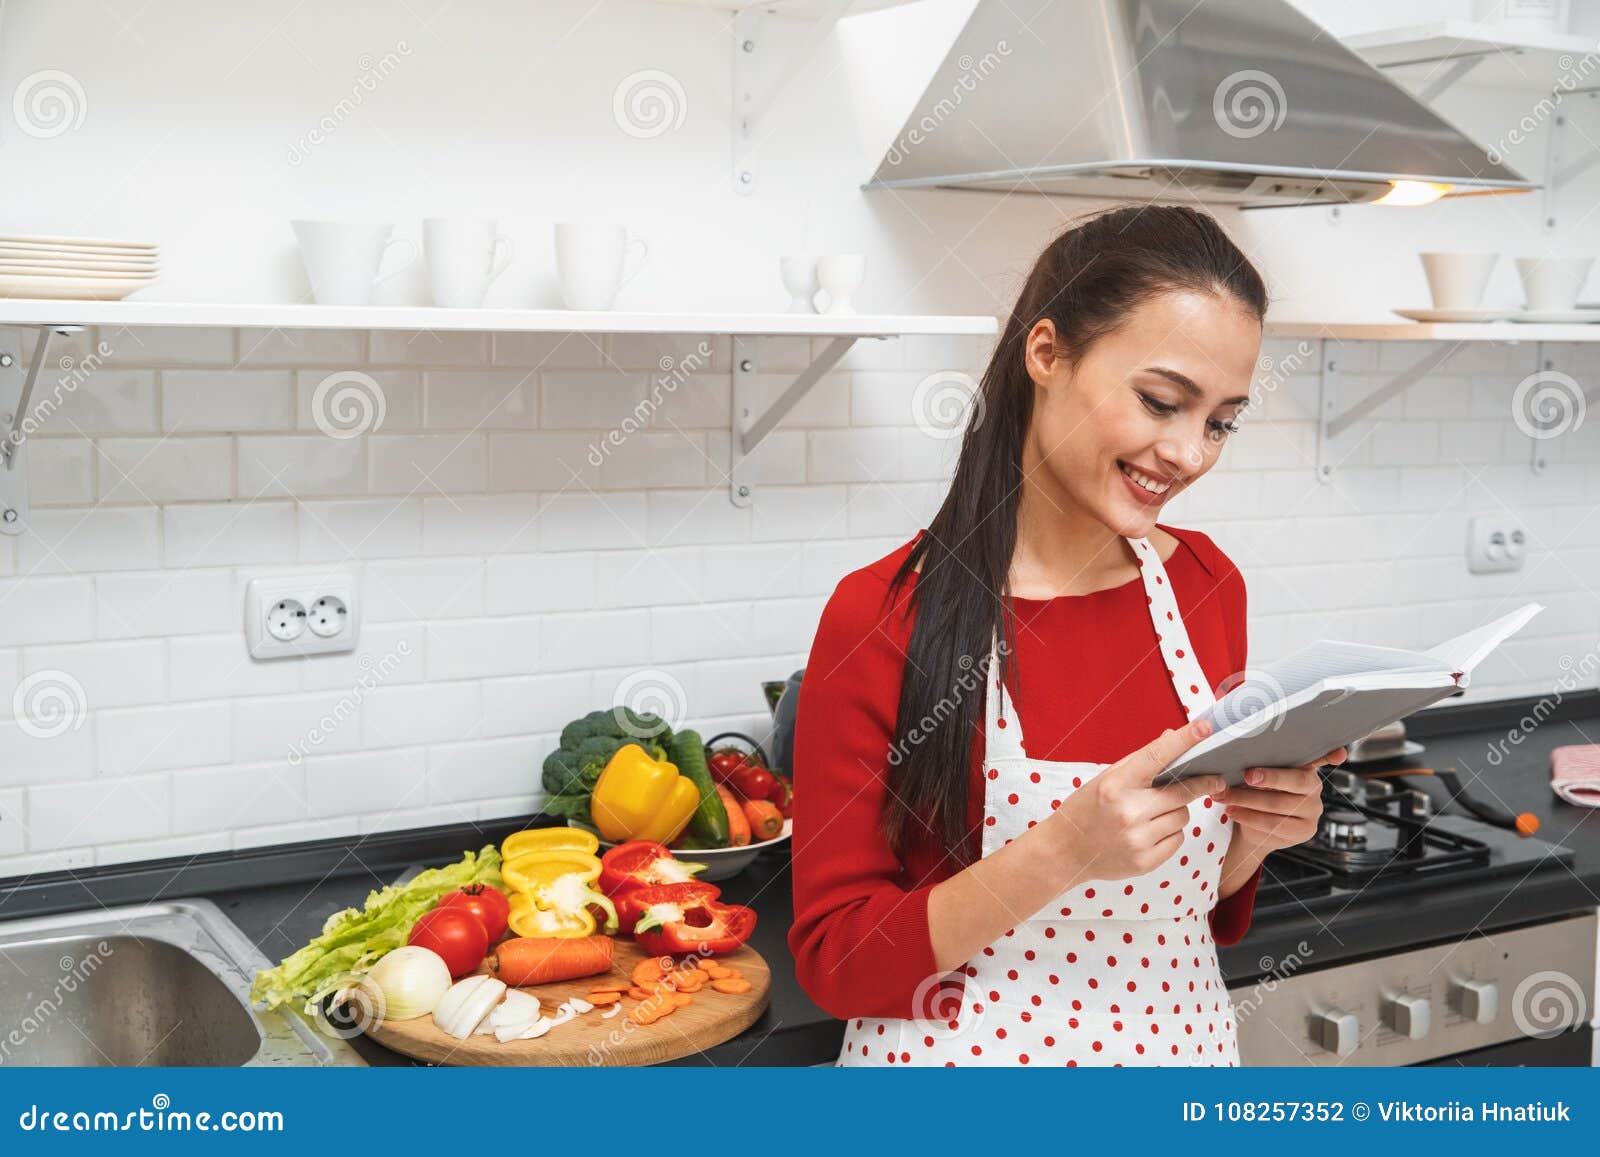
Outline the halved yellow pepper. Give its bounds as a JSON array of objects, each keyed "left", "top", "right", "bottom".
[
  {"left": 589, "top": 743, "right": 699, "bottom": 844},
  {"left": 501, "top": 827, "right": 599, "bottom": 860},
  {"left": 506, "top": 875, "right": 618, "bottom": 938},
  {"left": 500, "top": 850, "right": 601, "bottom": 895}
]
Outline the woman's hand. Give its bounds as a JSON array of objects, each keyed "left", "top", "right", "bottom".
[
  {"left": 1043, "top": 720, "right": 1228, "bottom": 884},
  {"left": 1216, "top": 746, "right": 1347, "bottom": 858}
]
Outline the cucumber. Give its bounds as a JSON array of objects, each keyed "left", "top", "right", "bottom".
[{"left": 670, "top": 728, "right": 730, "bottom": 847}]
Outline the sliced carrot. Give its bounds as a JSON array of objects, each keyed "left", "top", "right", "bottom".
[
  {"left": 586, "top": 991, "right": 622, "bottom": 1006},
  {"left": 672, "top": 992, "right": 693, "bottom": 1008},
  {"left": 632, "top": 957, "right": 672, "bottom": 986},
  {"left": 711, "top": 977, "right": 752, "bottom": 994},
  {"left": 588, "top": 980, "right": 630, "bottom": 993}
]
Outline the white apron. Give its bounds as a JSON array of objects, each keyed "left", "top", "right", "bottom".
[{"left": 838, "top": 535, "right": 1240, "bottom": 1067}]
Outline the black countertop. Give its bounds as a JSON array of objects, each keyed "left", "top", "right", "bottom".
[{"left": 8, "top": 695, "right": 1600, "bottom": 1068}]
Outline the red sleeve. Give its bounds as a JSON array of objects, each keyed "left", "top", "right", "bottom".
[
  {"left": 786, "top": 565, "right": 942, "bottom": 1020},
  {"left": 1204, "top": 536, "right": 1263, "bottom": 947}
]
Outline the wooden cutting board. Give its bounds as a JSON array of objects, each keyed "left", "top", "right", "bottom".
[{"left": 365, "top": 939, "right": 770, "bottom": 1067}]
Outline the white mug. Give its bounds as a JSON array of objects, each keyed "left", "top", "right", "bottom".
[
  {"left": 424, "top": 218, "right": 513, "bottom": 308},
  {"left": 1516, "top": 256, "right": 1593, "bottom": 312},
  {"left": 554, "top": 223, "right": 648, "bottom": 311},
  {"left": 1419, "top": 252, "right": 1497, "bottom": 312},
  {"left": 292, "top": 220, "right": 416, "bottom": 306}
]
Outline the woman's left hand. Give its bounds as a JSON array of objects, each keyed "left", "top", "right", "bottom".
[{"left": 1217, "top": 746, "right": 1347, "bottom": 856}]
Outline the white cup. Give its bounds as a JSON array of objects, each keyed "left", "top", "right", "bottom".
[
  {"left": 780, "top": 255, "right": 819, "bottom": 313},
  {"left": 816, "top": 254, "right": 866, "bottom": 315},
  {"left": 424, "top": 218, "right": 513, "bottom": 308},
  {"left": 1515, "top": 256, "right": 1593, "bottom": 312},
  {"left": 292, "top": 220, "right": 416, "bottom": 306},
  {"left": 554, "top": 223, "right": 648, "bottom": 311},
  {"left": 1419, "top": 252, "right": 1497, "bottom": 311}
]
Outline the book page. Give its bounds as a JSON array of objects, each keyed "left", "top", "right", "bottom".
[{"left": 1196, "top": 640, "right": 1446, "bottom": 732}]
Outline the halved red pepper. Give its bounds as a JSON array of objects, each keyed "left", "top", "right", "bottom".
[
  {"left": 634, "top": 899, "right": 756, "bottom": 957},
  {"left": 616, "top": 880, "right": 721, "bottom": 935},
  {"left": 598, "top": 839, "right": 708, "bottom": 899}
]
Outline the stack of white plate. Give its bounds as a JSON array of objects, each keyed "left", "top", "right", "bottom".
[{"left": 0, "top": 233, "right": 159, "bottom": 300}]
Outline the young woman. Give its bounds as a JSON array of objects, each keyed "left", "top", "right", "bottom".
[{"left": 788, "top": 205, "right": 1346, "bottom": 1067}]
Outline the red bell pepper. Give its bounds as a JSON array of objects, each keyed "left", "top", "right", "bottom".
[
  {"left": 616, "top": 880, "right": 721, "bottom": 935},
  {"left": 598, "top": 839, "right": 707, "bottom": 899},
  {"left": 634, "top": 899, "right": 756, "bottom": 957}
]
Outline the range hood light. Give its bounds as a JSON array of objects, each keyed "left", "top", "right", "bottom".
[{"left": 1373, "top": 180, "right": 1453, "bottom": 207}]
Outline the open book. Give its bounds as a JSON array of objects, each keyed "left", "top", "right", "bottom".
[{"left": 1152, "top": 602, "right": 1544, "bottom": 786}]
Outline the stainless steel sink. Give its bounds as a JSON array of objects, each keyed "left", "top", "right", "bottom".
[{"left": 0, "top": 899, "right": 365, "bottom": 1067}]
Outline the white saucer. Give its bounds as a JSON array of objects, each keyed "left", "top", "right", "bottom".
[
  {"left": 1394, "top": 308, "right": 1513, "bottom": 323},
  {"left": 1509, "top": 309, "right": 1600, "bottom": 324}
]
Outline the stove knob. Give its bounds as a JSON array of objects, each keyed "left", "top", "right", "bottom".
[
  {"left": 1381, "top": 993, "right": 1431, "bottom": 1039},
  {"left": 1449, "top": 978, "right": 1498, "bottom": 1025},
  {"left": 1312, "top": 1009, "right": 1359, "bottom": 1057}
]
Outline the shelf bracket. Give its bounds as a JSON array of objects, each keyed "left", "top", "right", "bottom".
[
  {"left": 0, "top": 324, "right": 82, "bottom": 535},
  {"left": 1316, "top": 339, "right": 1467, "bottom": 482},
  {"left": 731, "top": 3, "right": 850, "bottom": 195},
  {"left": 729, "top": 333, "right": 858, "bottom": 506}
]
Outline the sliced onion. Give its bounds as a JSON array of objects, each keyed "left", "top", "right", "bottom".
[
  {"left": 489, "top": 990, "right": 542, "bottom": 1026},
  {"left": 435, "top": 975, "right": 507, "bottom": 1040}
]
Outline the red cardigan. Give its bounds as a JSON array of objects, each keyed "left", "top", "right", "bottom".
[{"left": 787, "top": 525, "right": 1264, "bottom": 1021}]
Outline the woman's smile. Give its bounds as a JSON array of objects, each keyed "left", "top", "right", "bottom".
[{"left": 1117, "top": 460, "right": 1175, "bottom": 507}]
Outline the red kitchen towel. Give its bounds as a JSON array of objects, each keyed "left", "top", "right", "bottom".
[{"left": 1550, "top": 744, "right": 1600, "bottom": 807}]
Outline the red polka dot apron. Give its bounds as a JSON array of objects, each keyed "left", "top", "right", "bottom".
[{"left": 838, "top": 535, "right": 1240, "bottom": 1067}]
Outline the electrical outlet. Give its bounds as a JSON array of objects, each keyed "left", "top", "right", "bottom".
[
  {"left": 245, "top": 575, "right": 359, "bottom": 659},
  {"left": 1467, "top": 515, "right": 1527, "bottom": 575}
]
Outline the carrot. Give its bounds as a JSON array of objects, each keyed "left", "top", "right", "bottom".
[
  {"left": 588, "top": 981, "right": 630, "bottom": 994},
  {"left": 712, "top": 977, "right": 752, "bottom": 994},
  {"left": 672, "top": 992, "right": 693, "bottom": 1008},
  {"left": 490, "top": 935, "right": 614, "bottom": 987},
  {"left": 717, "top": 786, "right": 751, "bottom": 846},
  {"left": 587, "top": 991, "right": 622, "bottom": 1006},
  {"left": 743, "top": 798, "right": 783, "bottom": 841},
  {"left": 628, "top": 986, "right": 654, "bottom": 1001},
  {"left": 633, "top": 957, "right": 671, "bottom": 988}
]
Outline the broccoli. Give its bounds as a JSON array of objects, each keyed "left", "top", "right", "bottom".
[{"left": 541, "top": 708, "right": 675, "bottom": 814}]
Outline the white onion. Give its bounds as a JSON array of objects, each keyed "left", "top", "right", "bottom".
[
  {"left": 358, "top": 947, "right": 452, "bottom": 1022},
  {"left": 435, "top": 976, "right": 507, "bottom": 1040}
]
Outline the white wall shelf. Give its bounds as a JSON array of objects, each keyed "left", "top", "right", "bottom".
[
  {"left": 1266, "top": 320, "right": 1600, "bottom": 343},
  {"left": 1343, "top": 21, "right": 1599, "bottom": 97},
  {"left": 0, "top": 302, "right": 997, "bottom": 512}
]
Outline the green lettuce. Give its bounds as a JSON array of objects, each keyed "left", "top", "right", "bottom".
[{"left": 249, "top": 845, "right": 503, "bottom": 1015}]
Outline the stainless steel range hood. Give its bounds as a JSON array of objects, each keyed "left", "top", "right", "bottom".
[{"left": 862, "top": 0, "right": 1533, "bottom": 207}]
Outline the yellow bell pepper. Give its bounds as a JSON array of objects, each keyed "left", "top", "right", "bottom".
[
  {"left": 505, "top": 875, "right": 618, "bottom": 938},
  {"left": 501, "top": 827, "right": 599, "bottom": 860},
  {"left": 588, "top": 743, "right": 699, "bottom": 844},
  {"left": 500, "top": 850, "right": 602, "bottom": 895}
]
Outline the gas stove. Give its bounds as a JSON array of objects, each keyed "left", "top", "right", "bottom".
[
  {"left": 1254, "top": 767, "right": 1572, "bottom": 909},
  {"left": 1229, "top": 766, "right": 1596, "bottom": 1067}
]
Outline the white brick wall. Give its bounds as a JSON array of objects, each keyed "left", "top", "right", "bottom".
[{"left": 0, "top": 326, "right": 1596, "bottom": 875}]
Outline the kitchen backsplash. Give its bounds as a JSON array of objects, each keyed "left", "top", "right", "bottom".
[{"left": 1, "top": 325, "right": 1597, "bottom": 877}]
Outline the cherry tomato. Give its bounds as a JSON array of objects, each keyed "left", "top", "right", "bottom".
[
  {"left": 407, "top": 907, "right": 489, "bottom": 977},
  {"left": 435, "top": 884, "right": 510, "bottom": 942}
]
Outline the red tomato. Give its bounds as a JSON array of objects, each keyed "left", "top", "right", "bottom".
[
  {"left": 407, "top": 907, "right": 489, "bottom": 977},
  {"left": 435, "top": 884, "right": 510, "bottom": 942}
]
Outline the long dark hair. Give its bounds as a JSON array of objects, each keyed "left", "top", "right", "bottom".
[{"left": 881, "top": 205, "right": 1268, "bottom": 862}]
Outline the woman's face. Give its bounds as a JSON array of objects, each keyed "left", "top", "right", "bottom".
[{"left": 1023, "top": 289, "right": 1260, "bottom": 538}]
